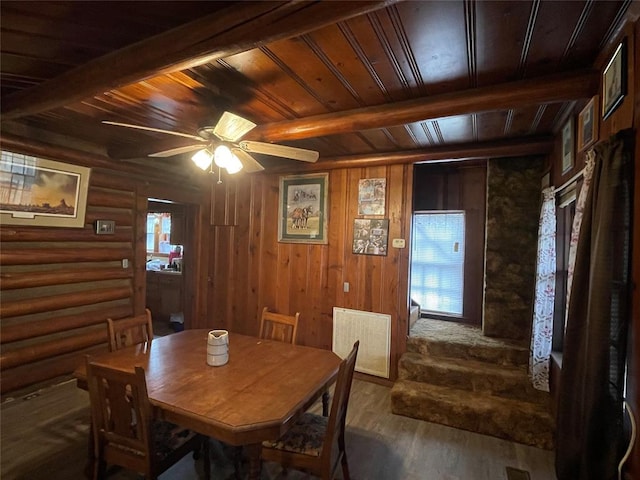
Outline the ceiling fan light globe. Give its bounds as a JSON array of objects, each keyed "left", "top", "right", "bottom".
[
  {"left": 214, "top": 144, "right": 233, "bottom": 168},
  {"left": 225, "top": 154, "right": 243, "bottom": 174},
  {"left": 192, "top": 149, "right": 213, "bottom": 170}
]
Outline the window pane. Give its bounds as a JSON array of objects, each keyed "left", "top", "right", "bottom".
[
  {"left": 146, "top": 214, "right": 156, "bottom": 252},
  {"left": 147, "top": 213, "right": 172, "bottom": 253},
  {"left": 410, "top": 212, "right": 465, "bottom": 316}
]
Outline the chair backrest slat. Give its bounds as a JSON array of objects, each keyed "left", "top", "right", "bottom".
[
  {"left": 259, "top": 307, "right": 300, "bottom": 345},
  {"left": 107, "top": 309, "right": 154, "bottom": 351}
]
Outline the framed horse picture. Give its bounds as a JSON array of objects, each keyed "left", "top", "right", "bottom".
[{"left": 278, "top": 173, "right": 328, "bottom": 244}]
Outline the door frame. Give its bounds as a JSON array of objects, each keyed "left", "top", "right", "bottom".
[{"left": 136, "top": 186, "right": 206, "bottom": 329}]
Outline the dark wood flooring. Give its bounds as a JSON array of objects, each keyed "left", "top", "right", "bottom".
[{"left": 1, "top": 374, "right": 556, "bottom": 479}]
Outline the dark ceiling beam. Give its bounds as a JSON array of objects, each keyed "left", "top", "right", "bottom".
[
  {"left": 268, "top": 136, "right": 554, "bottom": 173},
  {"left": 106, "top": 69, "right": 594, "bottom": 160},
  {"left": 1, "top": 0, "right": 398, "bottom": 120},
  {"left": 250, "top": 70, "right": 598, "bottom": 142}
]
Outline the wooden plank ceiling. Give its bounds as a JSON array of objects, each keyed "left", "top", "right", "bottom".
[{"left": 0, "top": 0, "right": 630, "bottom": 175}]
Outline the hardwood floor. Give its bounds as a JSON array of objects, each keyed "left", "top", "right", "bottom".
[{"left": 0, "top": 376, "right": 556, "bottom": 479}]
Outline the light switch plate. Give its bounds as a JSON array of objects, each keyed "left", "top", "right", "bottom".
[
  {"left": 95, "top": 220, "right": 115, "bottom": 235},
  {"left": 392, "top": 238, "right": 406, "bottom": 248}
]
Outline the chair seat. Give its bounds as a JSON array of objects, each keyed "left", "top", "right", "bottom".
[
  {"left": 152, "top": 421, "right": 199, "bottom": 460},
  {"left": 262, "top": 413, "right": 327, "bottom": 457}
]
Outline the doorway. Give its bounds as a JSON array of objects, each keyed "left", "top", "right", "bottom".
[
  {"left": 146, "top": 200, "right": 187, "bottom": 336},
  {"left": 410, "top": 162, "right": 486, "bottom": 327}
]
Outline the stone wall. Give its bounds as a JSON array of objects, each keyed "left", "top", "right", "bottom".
[{"left": 484, "top": 156, "right": 542, "bottom": 341}]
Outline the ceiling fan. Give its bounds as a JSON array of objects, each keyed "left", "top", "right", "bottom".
[{"left": 103, "top": 111, "right": 319, "bottom": 174}]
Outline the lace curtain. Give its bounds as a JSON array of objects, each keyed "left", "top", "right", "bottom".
[{"left": 529, "top": 186, "right": 556, "bottom": 392}]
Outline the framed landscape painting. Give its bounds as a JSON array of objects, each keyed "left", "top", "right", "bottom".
[
  {"left": 278, "top": 173, "right": 328, "bottom": 244},
  {"left": 0, "top": 151, "right": 90, "bottom": 228}
]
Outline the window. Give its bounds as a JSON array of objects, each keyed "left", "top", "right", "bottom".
[
  {"left": 146, "top": 212, "right": 175, "bottom": 254},
  {"left": 0, "top": 151, "right": 36, "bottom": 206},
  {"left": 410, "top": 211, "right": 465, "bottom": 316},
  {"left": 552, "top": 190, "right": 576, "bottom": 352}
]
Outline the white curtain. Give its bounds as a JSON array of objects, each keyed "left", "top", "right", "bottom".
[
  {"left": 529, "top": 187, "right": 556, "bottom": 392},
  {"left": 565, "top": 151, "right": 595, "bottom": 320}
]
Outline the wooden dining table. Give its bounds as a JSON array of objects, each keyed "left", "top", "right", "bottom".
[{"left": 74, "top": 329, "right": 341, "bottom": 479}]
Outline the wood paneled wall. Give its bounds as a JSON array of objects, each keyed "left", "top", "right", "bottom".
[{"left": 207, "top": 165, "right": 412, "bottom": 381}]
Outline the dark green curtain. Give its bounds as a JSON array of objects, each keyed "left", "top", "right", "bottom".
[{"left": 555, "top": 130, "right": 634, "bottom": 480}]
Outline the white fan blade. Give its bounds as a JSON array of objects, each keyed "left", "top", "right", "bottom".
[
  {"left": 231, "top": 148, "right": 265, "bottom": 173},
  {"left": 239, "top": 140, "right": 319, "bottom": 163},
  {"left": 149, "top": 144, "right": 205, "bottom": 157},
  {"left": 102, "top": 121, "right": 205, "bottom": 142},
  {"left": 213, "top": 112, "right": 256, "bottom": 142}
]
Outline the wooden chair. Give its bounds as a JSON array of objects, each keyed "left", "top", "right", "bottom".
[
  {"left": 259, "top": 306, "right": 300, "bottom": 344},
  {"left": 260, "top": 307, "right": 331, "bottom": 417},
  {"left": 261, "top": 341, "right": 360, "bottom": 480},
  {"left": 107, "top": 309, "right": 153, "bottom": 352},
  {"left": 85, "top": 357, "right": 210, "bottom": 480}
]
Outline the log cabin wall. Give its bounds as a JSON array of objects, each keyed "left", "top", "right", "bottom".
[
  {"left": 208, "top": 164, "right": 412, "bottom": 381},
  {"left": 0, "top": 136, "right": 206, "bottom": 394},
  {"left": 1, "top": 171, "right": 136, "bottom": 393}
]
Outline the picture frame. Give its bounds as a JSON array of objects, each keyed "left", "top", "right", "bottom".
[
  {"left": 278, "top": 173, "right": 328, "bottom": 244},
  {"left": 577, "top": 96, "right": 599, "bottom": 151},
  {"left": 352, "top": 218, "right": 389, "bottom": 256},
  {"left": 0, "top": 151, "right": 90, "bottom": 228},
  {"left": 358, "top": 178, "right": 386, "bottom": 215},
  {"left": 561, "top": 117, "right": 574, "bottom": 174},
  {"left": 602, "top": 39, "right": 626, "bottom": 120}
]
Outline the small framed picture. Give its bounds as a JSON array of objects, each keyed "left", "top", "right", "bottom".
[
  {"left": 577, "top": 96, "right": 598, "bottom": 151},
  {"left": 561, "top": 117, "right": 574, "bottom": 174},
  {"left": 602, "top": 39, "right": 627, "bottom": 120},
  {"left": 358, "top": 178, "right": 386, "bottom": 215},
  {"left": 352, "top": 218, "right": 389, "bottom": 256}
]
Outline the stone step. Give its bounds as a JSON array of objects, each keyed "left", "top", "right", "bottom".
[
  {"left": 398, "top": 352, "right": 550, "bottom": 405},
  {"left": 390, "top": 379, "right": 555, "bottom": 450},
  {"left": 407, "top": 334, "right": 529, "bottom": 367}
]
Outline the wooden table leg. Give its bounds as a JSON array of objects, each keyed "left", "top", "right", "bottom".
[
  {"left": 322, "top": 390, "right": 330, "bottom": 417},
  {"left": 245, "top": 443, "right": 262, "bottom": 480}
]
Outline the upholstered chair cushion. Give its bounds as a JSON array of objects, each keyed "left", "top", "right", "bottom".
[{"left": 262, "top": 413, "right": 327, "bottom": 457}]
